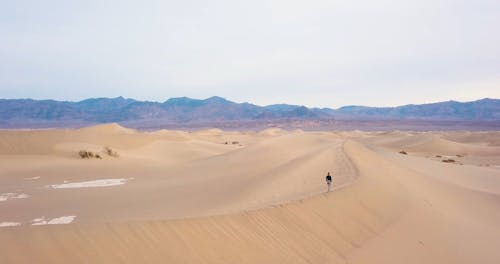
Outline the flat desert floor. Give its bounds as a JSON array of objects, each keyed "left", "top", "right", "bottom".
[{"left": 1, "top": 124, "right": 499, "bottom": 263}]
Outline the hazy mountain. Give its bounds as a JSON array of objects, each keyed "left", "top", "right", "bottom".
[
  {"left": 264, "top": 104, "right": 301, "bottom": 112},
  {"left": 334, "top": 98, "right": 500, "bottom": 120},
  {"left": 0, "top": 99, "right": 83, "bottom": 120},
  {"left": 0, "top": 97, "right": 498, "bottom": 128}
]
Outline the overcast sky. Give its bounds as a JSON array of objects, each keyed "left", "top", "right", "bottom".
[{"left": 1, "top": 0, "right": 499, "bottom": 107}]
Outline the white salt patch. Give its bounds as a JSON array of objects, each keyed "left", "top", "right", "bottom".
[
  {"left": 47, "top": 216, "right": 75, "bottom": 224},
  {"left": 0, "top": 193, "right": 30, "bottom": 202},
  {"left": 31, "top": 217, "right": 47, "bottom": 225},
  {"left": 32, "top": 216, "right": 76, "bottom": 225},
  {"left": 48, "top": 178, "right": 129, "bottom": 189},
  {"left": 0, "top": 222, "right": 21, "bottom": 227},
  {"left": 24, "top": 176, "right": 41, "bottom": 180}
]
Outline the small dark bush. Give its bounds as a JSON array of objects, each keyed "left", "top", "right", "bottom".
[
  {"left": 399, "top": 150, "right": 407, "bottom": 155},
  {"left": 78, "top": 150, "right": 87, "bottom": 158},
  {"left": 456, "top": 154, "right": 463, "bottom": 157},
  {"left": 232, "top": 141, "right": 239, "bottom": 145},
  {"left": 79, "top": 150, "right": 100, "bottom": 159},
  {"left": 435, "top": 155, "right": 442, "bottom": 158},
  {"left": 104, "top": 146, "right": 119, "bottom": 158},
  {"left": 442, "top": 159, "right": 456, "bottom": 163}
]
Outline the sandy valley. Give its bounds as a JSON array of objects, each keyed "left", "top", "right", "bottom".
[{"left": 0, "top": 124, "right": 499, "bottom": 263}]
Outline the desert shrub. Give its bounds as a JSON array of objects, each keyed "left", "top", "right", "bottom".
[
  {"left": 442, "top": 159, "right": 456, "bottom": 163},
  {"left": 399, "top": 150, "right": 407, "bottom": 155},
  {"left": 78, "top": 150, "right": 88, "bottom": 158},
  {"left": 104, "top": 146, "right": 119, "bottom": 158},
  {"left": 232, "top": 141, "right": 239, "bottom": 145},
  {"left": 456, "top": 154, "right": 464, "bottom": 157},
  {"left": 435, "top": 155, "right": 442, "bottom": 158},
  {"left": 78, "top": 150, "right": 100, "bottom": 159}
]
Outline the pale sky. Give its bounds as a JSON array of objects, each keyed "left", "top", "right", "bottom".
[{"left": 1, "top": 0, "right": 499, "bottom": 108}]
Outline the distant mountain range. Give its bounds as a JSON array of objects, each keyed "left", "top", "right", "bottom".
[{"left": 0, "top": 96, "right": 499, "bottom": 129}]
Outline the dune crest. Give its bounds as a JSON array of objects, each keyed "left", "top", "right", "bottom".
[{"left": 77, "top": 123, "right": 136, "bottom": 134}]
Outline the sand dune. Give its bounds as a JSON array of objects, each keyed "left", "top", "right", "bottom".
[
  {"left": 258, "top": 127, "right": 287, "bottom": 136},
  {"left": 0, "top": 125, "right": 499, "bottom": 263},
  {"left": 443, "top": 131, "right": 500, "bottom": 146},
  {"left": 364, "top": 132, "right": 500, "bottom": 155},
  {"left": 403, "top": 136, "right": 499, "bottom": 156}
]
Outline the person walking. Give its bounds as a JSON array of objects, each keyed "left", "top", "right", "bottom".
[{"left": 325, "top": 172, "right": 332, "bottom": 192}]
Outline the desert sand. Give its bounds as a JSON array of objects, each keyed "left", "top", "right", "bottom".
[{"left": 0, "top": 124, "right": 499, "bottom": 263}]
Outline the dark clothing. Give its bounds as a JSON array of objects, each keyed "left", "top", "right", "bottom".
[{"left": 326, "top": 174, "right": 332, "bottom": 192}]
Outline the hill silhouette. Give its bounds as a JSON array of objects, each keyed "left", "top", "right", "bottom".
[{"left": 0, "top": 97, "right": 498, "bottom": 129}]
